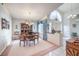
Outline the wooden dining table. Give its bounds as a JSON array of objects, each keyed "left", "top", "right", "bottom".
[{"left": 19, "top": 32, "right": 39, "bottom": 46}]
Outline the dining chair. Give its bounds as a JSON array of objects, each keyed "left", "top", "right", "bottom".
[
  {"left": 19, "top": 34, "right": 26, "bottom": 47},
  {"left": 33, "top": 32, "right": 39, "bottom": 43},
  {"left": 28, "top": 35, "right": 36, "bottom": 46}
]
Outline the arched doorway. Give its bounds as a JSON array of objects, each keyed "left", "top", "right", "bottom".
[{"left": 47, "top": 10, "right": 62, "bottom": 46}]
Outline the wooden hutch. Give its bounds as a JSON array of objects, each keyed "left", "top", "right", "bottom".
[{"left": 21, "top": 23, "right": 32, "bottom": 34}]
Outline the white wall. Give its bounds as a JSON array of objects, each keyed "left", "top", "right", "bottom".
[
  {"left": 12, "top": 19, "right": 38, "bottom": 35},
  {"left": 48, "top": 33, "right": 60, "bottom": 46},
  {"left": 0, "top": 5, "right": 12, "bottom": 54},
  {"left": 52, "top": 21, "right": 62, "bottom": 31},
  {"left": 62, "top": 8, "right": 79, "bottom": 40},
  {"left": 32, "top": 22, "right": 38, "bottom": 32},
  {"left": 12, "top": 19, "right": 23, "bottom": 35},
  {"left": 70, "top": 19, "right": 79, "bottom": 36},
  {"left": 47, "top": 21, "right": 62, "bottom": 46},
  {"left": 63, "top": 16, "right": 71, "bottom": 40},
  {"left": 38, "top": 23, "right": 43, "bottom": 39}
]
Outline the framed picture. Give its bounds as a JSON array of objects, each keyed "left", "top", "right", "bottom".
[
  {"left": 1, "top": 18, "right": 10, "bottom": 29},
  {"left": 1, "top": 18, "right": 6, "bottom": 29}
]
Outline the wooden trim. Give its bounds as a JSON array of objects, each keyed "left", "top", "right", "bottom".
[{"left": 1, "top": 45, "right": 12, "bottom": 56}]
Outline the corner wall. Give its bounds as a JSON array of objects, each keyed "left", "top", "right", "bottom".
[{"left": 0, "top": 5, "right": 12, "bottom": 55}]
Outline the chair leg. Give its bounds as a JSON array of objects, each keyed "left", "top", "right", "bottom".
[
  {"left": 29, "top": 41, "right": 31, "bottom": 46},
  {"left": 26, "top": 40, "right": 28, "bottom": 46},
  {"left": 19, "top": 40, "right": 21, "bottom": 46},
  {"left": 23, "top": 41, "right": 25, "bottom": 47},
  {"left": 37, "top": 39, "right": 39, "bottom": 44},
  {"left": 34, "top": 40, "right": 35, "bottom": 45}
]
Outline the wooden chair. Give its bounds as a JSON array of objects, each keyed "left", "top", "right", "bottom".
[
  {"left": 33, "top": 32, "right": 39, "bottom": 43},
  {"left": 28, "top": 35, "right": 36, "bottom": 46},
  {"left": 19, "top": 34, "right": 26, "bottom": 47},
  {"left": 34, "top": 35, "right": 39, "bottom": 43}
]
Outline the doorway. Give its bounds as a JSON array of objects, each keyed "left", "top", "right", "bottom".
[{"left": 38, "top": 23, "right": 43, "bottom": 40}]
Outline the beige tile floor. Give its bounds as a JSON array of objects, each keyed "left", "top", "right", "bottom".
[
  {"left": 7, "top": 39, "right": 58, "bottom": 56},
  {"left": 2, "top": 37, "right": 66, "bottom": 56},
  {"left": 8, "top": 40, "right": 66, "bottom": 56},
  {"left": 45, "top": 46, "right": 66, "bottom": 56},
  {"left": 45, "top": 39, "right": 66, "bottom": 56}
]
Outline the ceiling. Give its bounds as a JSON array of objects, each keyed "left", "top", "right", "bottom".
[
  {"left": 58, "top": 3, "right": 79, "bottom": 14},
  {"left": 4, "top": 3, "right": 62, "bottom": 21}
]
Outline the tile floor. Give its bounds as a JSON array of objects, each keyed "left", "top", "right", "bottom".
[
  {"left": 2, "top": 39, "right": 59, "bottom": 56},
  {"left": 45, "top": 46, "right": 66, "bottom": 56},
  {"left": 45, "top": 39, "right": 66, "bottom": 56},
  {"left": 2, "top": 37, "right": 66, "bottom": 56}
]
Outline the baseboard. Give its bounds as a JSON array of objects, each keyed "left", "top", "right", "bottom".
[
  {"left": 0, "top": 45, "right": 7, "bottom": 55},
  {"left": 0, "top": 42, "right": 11, "bottom": 55}
]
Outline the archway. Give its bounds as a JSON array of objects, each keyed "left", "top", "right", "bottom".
[{"left": 47, "top": 10, "right": 62, "bottom": 46}]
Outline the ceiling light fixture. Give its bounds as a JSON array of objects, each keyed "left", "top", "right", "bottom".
[
  {"left": 67, "top": 14, "right": 77, "bottom": 19},
  {"left": 67, "top": 4, "right": 77, "bottom": 19}
]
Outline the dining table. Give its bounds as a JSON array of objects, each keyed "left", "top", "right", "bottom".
[{"left": 19, "top": 32, "right": 39, "bottom": 46}]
